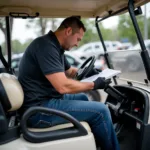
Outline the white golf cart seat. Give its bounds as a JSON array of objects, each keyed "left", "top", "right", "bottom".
[{"left": 0, "top": 73, "right": 97, "bottom": 150}]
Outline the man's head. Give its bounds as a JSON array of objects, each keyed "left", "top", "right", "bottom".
[{"left": 56, "top": 16, "right": 86, "bottom": 50}]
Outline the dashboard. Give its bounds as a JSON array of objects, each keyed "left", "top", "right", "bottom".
[{"left": 105, "top": 85, "right": 149, "bottom": 124}]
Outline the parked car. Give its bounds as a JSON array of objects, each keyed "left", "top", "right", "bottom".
[
  {"left": 129, "top": 39, "right": 150, "bottom": 54},
  {"left": 71, "top": 41, "right": 115, "bottom": 60},
  {"left": 121, "top": 42, "right": 133, "bottom": 50},
  {"left": 111, "top": 41, "right": 133, "bottom": 50},
  {"left": 111, "top": 41, "right": 124, "bottom": 50},
  {"left": 109, "top": 49, "right": 143, "bottom": 72},
  {"left": 109, "top": 40, "right": 150, "bottom": 72},
  {"left": 11, "top": 53, "right": 24, "bottom": 74},
  {"left": 65, "top": 51, "right": 105, "bottom": 69}
]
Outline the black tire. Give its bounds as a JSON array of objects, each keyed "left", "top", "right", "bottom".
[
  {"left": 85, "top": 90, "right": 101, "bottom": 102},
  {"left": 127, "top": 56, "right": 141, "bottom": 72}
]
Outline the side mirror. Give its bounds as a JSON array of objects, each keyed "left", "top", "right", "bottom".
[{"left": 134, "top": 7, "right": 142, "bottom": 16}]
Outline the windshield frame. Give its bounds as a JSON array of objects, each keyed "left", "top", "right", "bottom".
[{"left": 95, "top": 0, "right": 150, "bottom": 85}]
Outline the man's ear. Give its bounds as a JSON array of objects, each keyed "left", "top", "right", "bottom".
[{"left": 65, "top": 27, "right": 72, "bottom": 36}]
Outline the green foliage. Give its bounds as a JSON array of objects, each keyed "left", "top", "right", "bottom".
[
  {"left": 99, "top": 24, "right": 119, "bottom": 41},
  {"left": 79, "top": 19, "right": 118, "bottom": 47},
  {"left": 0, "top": 18, "right": 6, "bottom": 30},
  {"left": 12, "top": 40, "right": 24, "bottom": 54},
  {"left": 117, "top": 14, "right": 145, "bottom": 44},
  {"left": 22, "top": 39, "right": 33, "bottom": 50},
  {"left": 12, "top": 39, "right": 33, "bottom": 54},
  {"left": 79, "top": 19, "right": 99, "bottom": 46},
  {"left": 1, "top": 39, "right": 33, "bottom": 55},
  {"left": 148, "top": 18, "right": 150, "bottom": 38},
  {"left": 1, "top": 42, "right": 6, "bottom": 55}
]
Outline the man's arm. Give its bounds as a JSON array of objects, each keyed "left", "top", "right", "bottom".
[
  {"left": 65, "top": 66, "right": 78, "bottom": 78},
  {"left": 45, "top": 72, "right": 94, "bottom": 94}
]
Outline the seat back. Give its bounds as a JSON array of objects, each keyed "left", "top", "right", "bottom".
[{"left": 0, "top": 73, "right": 24, "bottom": 144}]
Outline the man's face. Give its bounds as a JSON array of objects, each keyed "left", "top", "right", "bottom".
[{"left": 63, "top": 27, "right": 84, "bottom": 50}]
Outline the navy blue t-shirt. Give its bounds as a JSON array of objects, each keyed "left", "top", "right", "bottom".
[{"left": 18, "top": 31, "right": 71, "bottom": 108}]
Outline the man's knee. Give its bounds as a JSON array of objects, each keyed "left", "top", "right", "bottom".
[
  {"left": 97, "top": 103, "right": 111, "bottom": 120},
  {"left": 91, "top": 102, "right": 110, "bottom": 117}
]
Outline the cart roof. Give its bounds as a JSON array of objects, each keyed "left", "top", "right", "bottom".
[{"left": 0, "top": 0, "right": 149, "bottom": 17}]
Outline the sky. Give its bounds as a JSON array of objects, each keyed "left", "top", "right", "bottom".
[{"left": 0, "top": 3, "right": 150, "bottom": 44}]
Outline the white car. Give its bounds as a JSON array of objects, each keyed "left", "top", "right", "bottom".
[
  {"left": 71, "top": 41, "right": 115, "bottom": 60},
  {"left": 110, "top": 40, "right": 150, "bottom": 72},
  {"left": 65, "top": 51, "right": 105, "bottom": 69},
  {"left": 130, "top": 39, "right": 150, "bottom": 54},
  {"left": 111, "top": 41, "right": 124, "bottom": 50}
]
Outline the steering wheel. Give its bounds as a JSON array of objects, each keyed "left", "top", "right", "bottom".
[{"left": 75, "top": 56, "right": 96, "bottom": 80}]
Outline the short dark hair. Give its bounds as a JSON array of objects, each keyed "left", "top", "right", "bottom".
[{"left": 58, "top": 16, "right": 86, "bottom": 33}]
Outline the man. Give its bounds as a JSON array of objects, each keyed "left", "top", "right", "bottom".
[{"left": 18, "top": 16, "right": 119, "bottom": 150}]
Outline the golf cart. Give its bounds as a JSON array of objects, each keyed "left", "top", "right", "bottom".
[{"left": 0, "top": 0, "right": 150, "bottom": 150}]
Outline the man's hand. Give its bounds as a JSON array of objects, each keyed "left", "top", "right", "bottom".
[
  {"left": 65, "top": 67, "right": 78, "bottom": 78},
  {"left": 85, "top": 68, "right": 102, "bottom": 78},
  {"left": 93, "top": 77, "right": 111, "bottom": 90}
]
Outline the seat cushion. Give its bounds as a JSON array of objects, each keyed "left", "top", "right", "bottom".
[{"left": 29, "top": 121, "right": 91, "bottom": 132}]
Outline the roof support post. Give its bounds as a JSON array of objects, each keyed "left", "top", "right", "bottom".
[
  {"left": 5, "top": 16, "right": 12, "bottom": 69},
  {"left": 128, "top": 0, "right": 150, "bottom": 81},
  {"left": 95, "top": 17, "right": 117, "bottom": 85}
]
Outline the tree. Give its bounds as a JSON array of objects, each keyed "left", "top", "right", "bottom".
[
  {"left": 1, "top": 42, "right": 6, "bottom": 54},
  {"left": 12, "top": 38, "right": 34, "bottom": 54},
  {"left": 78, "top": 19, "right": 99, "bottom": 46},
  {"left": 0, "top": 17, "right": 14, "bottom": 52},
  {"left": 98, "top": 23, "right": 119, "bottom": 41},
  {"left": 117, "top": 14, "right": 145, "bottom": 44},
  {"left": 22, "top": 38, "right": 33, "bottom": 51},
  {"left": 147, "top": 17, "right": 150, "bottom": 39},
  {"left": 1, "top": 40, "right": 23, "bottom": 55},
  {"left": 25, "top": 17, "right": 118, "bottom": 48},
  {"left": 78, "top": 19, "right": 117, "bottom": 47},
  {"left": 26, "top": 18, "right": 58, "bottom": 36},
  {"left": 12, "top": 40, "right": 24, "bottom": 54},
  {"left": 1, "top": 39, "right": 33, "bottom": 55}
]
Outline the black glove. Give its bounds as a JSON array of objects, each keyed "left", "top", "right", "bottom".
[
  {"left": 85, "top": 68, "right": 102, "bottom": 78},
  {"left": 93, "top": 77, "right": 111, "bottom": 90}
]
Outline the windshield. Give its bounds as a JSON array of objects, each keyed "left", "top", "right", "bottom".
[
  {"left": 130, "top": 40, "right": 150, "bottom": 51},
  {"left": 108, "top": 49, "right": 149, "bottom": 84},
  {"left": 95, "top": 5, "right": 150, "bottom": 86},
  {"left": 0, "top": 2, "right": 150, "bottom": 86}
]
